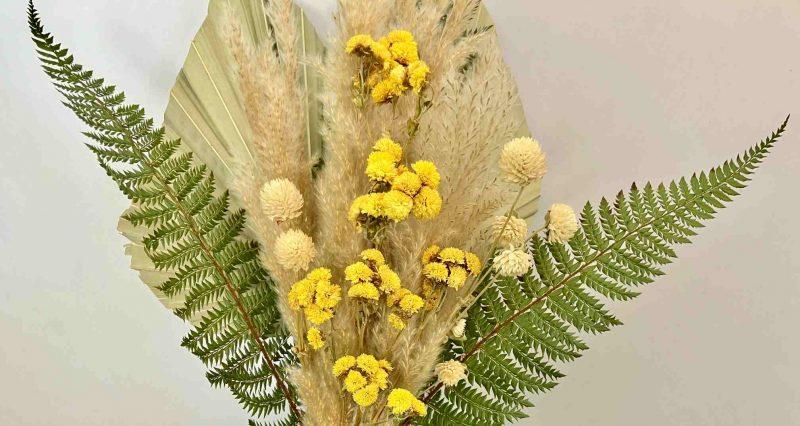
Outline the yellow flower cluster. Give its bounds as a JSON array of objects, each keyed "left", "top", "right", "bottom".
[
  {"left": 332, "top": 354, "right": 393, "bottom": 407},
  {"left": 344, "top": 249, "right": 424, "bottom": 330},
  {"left": 421, "top": 245, "right": 481, "bottom": 309},
  {"left": 349, "top": 137, "right": 442, "bottom": 229},
  {"left": 288, "top": 268, "right": 342, "bottom": 350},
  {"left": 346, "top": 30, "right": 430, "bottom": 103},
  {"left": 386, "top": 388, "right": 427, "bottom": 417}
]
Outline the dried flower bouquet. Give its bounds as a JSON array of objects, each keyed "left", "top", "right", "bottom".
[{"left": 28, "top": 0, "right": 789, "bottom": 425}]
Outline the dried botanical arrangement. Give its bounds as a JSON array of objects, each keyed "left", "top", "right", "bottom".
[{"left": 28, "top": 0, "right": 789, "bottom": 425}]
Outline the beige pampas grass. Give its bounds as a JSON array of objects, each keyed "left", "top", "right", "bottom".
[
  {"left": 499, "top": 137, "right": 548, "bottom": 185},
  {"left": 546, "top": 203, "right": 580, "bottom": 243}
]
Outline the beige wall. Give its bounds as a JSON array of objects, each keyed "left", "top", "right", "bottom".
[{"left": 1, "top": 0, "right": 798, "bottom": 424}]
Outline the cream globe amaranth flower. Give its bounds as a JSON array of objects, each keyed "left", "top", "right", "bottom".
[
  {"left": 546, "top": 203, "right": 580, "bottom": 243},
  {"left": 493, "top": 247, "right": 532, "bottom": 277},
  {"left": 435, "top": 360, "right": 467, "bottom": 387},
  {"left": 274, "top": 229, "right": 316, "bottom": 271},
  {"left": 451, "top": 318, "right": 466, "bottom": 339},
  {"left": 491, "top": 214, "right": 528, "bottom": 247},
  {"left": 498, "top": 136, "right": 547, "bottom": 185},
  {"left": 260, "top": 178, "right": 304, "bottom": 223}
]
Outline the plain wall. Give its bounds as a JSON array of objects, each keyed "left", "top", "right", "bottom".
[{"left": 1, "top": 0, "right": 798, "bottom": 424}]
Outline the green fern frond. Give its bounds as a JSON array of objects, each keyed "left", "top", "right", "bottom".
[
  {"left": 417, "top": 117, "right": 789, "bottom": 425},
  {"left": 27, "top": 2, "right": 301, "bottom": 423}
]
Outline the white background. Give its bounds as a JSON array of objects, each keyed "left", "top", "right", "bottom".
[{"left": 1, "top": 0, "right": 799, "bottom": 424}]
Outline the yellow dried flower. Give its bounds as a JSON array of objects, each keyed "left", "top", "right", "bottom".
[
  {"left": 389, "top": 41, "right": 419, "bottom": 64},
  {"left": 304, "top": 304, "right": 334, "bottom": 325},
  {"left": 386, "top": 388, "right": 427, "bottom": 417},
  {"left": 345, "top": 34, "right": 375, "bottom": 55},
  {"left": 377, "top": 265, "right": 402, "bottom": 293},
  {"left": 435, "top": 360, "right": 467, "bottom": 387},
  {"left": 307, "top": 267, "right": 332, "bottom": 282},
  {"left": 314, "top": 280, "right": 342, "bottom": 309},
  {"left": 274, "top": 229, "right": 315, "bottom": 271},
  {"left": 370, "top": 42, "right": 393, "bottom": 66},
  {"left": 386, "top": 287, "right": 410, "bottom": 308},
  {"left": 382, "top": 190, "right": 414, "bottom": 222},
  {"left": 399, "top": 293, "right": 424, "bottom": 315},
  {"left": 421, "top": 245, "right": 441, "bottom": 264},
  {"left": 412, "top": 186, "right": 442, "bottom": 220},
  {"left": 392, "top": 171, "right": 423, "bottom": 196},
  {"left": 307, "top": 327, "right": 325, "bottom": 350},
  {"left": 344, "top": 370, "right": 368, "bottom": 393},
  {"left": 447, "top": 266, "right": 468, "bottom": 289},
  {"left": 349, "top": 193, "right": 384, "bottom": 223},
  {"left": 366, "top": 151, "right": 399, "bottom": 182},
  {"left": 387, "top": 61, "right": 408, "bottom": 83},
  {"left": 423, "top": 262, "right": 449, "bottom": 282},
  {"left": 371, "top": 77, "right": 405, "bottom": 104},
  {"left": 411, "top": 161, "right": 441, "bottom": 189},
  {"left": 287, "top": 279, "right": 315, "bottom": 310},
  {"left": 546, "top": 203, "right": 580, "bottom": 243},
  {"left": 304, "top": 308, "right": 330, "bottom": 325},
  {"left": 407, "top": 60, "right": 430, "bottom": 93},
  {"left": 260, "top": 178, "right": 304, "bottom": 223},
  {"left": 438, "top": 247, "right": 465, "bottom": 265},
  {"left": 371, "top": 366, "right": 390, "bottom": 390},
  {"left": 348, "top": 282, "right": 381, "bottom": 301},
  {"left": 356, "top": 354, "right": 381, "bottom": 376},
  {"left": 499, "top": 136, "right": 548, "bottom": 185},
  {"left": 345, "top": 261, "right": 374, "bottom": 283},
  {"left": 360, "top": 248, "right": 386, "bottom": 265},
  {"left": 353, "top": 383, "right": 380, "bottom": 407},
  {"left": 388, "top": 313, "right": 406, "bottom": 330},
  {"left": 464, "top": 252, "right": 482, "bottom": 275},
  {"left": 333, "top": 355, "right": 357, "bottom": 376},
  {"left": 373, "top": 137, "right": 403, "bottom": 163}
]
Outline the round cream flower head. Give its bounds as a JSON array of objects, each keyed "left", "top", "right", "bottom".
[
  {"left": 274, "top": 229, "right": 316, "bottom": 271},
  {"left": 492, "top": 247, "right": 532, "bottom": 277},
  {"left": 499, "top": 137, "right": 547, "bottom": 185},
  {"left": 451, "top": 318, "right": 466, "bottom": 339},
  {"left": 491, "top": 215, "right": 528, "bottom": 247},
  {"left": 260, "top": 178, "right": 304, "bottom": 223},
  {"left": 546, "top": 203, "right": 579, "bottom": 243},
  {"left": 435, "top": 360, "right": 467, "bottom": 387}
]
